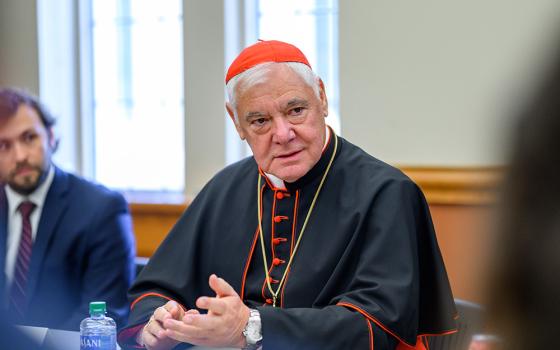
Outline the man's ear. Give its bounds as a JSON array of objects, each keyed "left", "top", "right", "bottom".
[
  {"left": 47, "top": 127, "right": 57, "bottom": 150},
  {"left": 225, "top": 103, "right": 246, "bottom": 140},
  {"left": 318, "top": 79, "right": 329, "bottom": 117},
  {"left": 225, "top": 102, "right": 236, "bottom": 123}
]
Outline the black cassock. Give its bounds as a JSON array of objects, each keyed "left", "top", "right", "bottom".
[{"left": 119, "top": 128, "right": 456, "bottom": 349}]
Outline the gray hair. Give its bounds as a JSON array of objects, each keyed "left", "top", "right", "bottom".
[{"left": 226, "top": 61, "right": 321, "bottom": 122}]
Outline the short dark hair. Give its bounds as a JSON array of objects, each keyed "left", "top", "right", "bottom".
[{"left": 0, "top": 87, "right": 57, "bottom": 129}]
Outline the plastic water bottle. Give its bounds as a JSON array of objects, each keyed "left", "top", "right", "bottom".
[{"left": 80, "top": 301, "right": 117, "bottom": 350}]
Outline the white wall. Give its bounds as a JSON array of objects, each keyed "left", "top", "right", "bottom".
[
  {"left": 2, "top": 0, "right": 560, "bottom": 193},
  {"left": 0, "top": 0, "right": 39, "bottom": 93},
  {"left": 183, "top": 0, "right": 226, "bottom": 194},
  {"left": 340, "top": 0, "right": 560, "bottom": 166}
]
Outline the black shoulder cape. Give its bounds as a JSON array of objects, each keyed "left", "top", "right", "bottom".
[{"left": 119, "top": 129, "right": 456, "bottom": 349}]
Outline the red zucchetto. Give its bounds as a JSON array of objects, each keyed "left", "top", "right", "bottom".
[{"left": 225, "top": 40, "right": 312, "bottom": 84}]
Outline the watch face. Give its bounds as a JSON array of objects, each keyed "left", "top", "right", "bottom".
[
  {"left": 244, "top": 310, "right": 262, "bottom": 345},
  {"left": 246, "top": 319, "right": 261, "bottom": 343},
  {"left": 248, "top": 329, "right": 260, "bottom": 341}
]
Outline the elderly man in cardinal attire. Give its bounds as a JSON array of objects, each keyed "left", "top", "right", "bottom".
[{"left": 118, "top": 40, "right": 457, "bottom": 350}]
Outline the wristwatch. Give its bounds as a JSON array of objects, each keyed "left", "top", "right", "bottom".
[{"left": 242, "top": 309, "right": 263, "bottom": 350}]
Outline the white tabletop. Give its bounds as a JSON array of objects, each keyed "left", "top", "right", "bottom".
[{"left": 17, "top": 326, "right": 235, "bottom": 350}]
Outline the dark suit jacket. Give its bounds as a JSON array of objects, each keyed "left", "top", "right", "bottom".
[{"left": 0, "top": 167, "right": 136, "bottom": 331}]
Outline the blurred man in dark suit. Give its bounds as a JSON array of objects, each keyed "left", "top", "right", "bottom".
[{"left": 0, "top": 87, "right": 136, "bottom": 330}]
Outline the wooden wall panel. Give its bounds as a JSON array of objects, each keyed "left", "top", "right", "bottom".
[
  {"left": 401, "top": 167, "right": 501, "bottom": 303},
  {"left": 430, "top": 204, "right": 495, "bottom": 303},
  {"left": 130, "top": 203, "right": 188, "bottom": 258},
  {"left": 400, "top": 166, "right": 501, "bottom": 205}
]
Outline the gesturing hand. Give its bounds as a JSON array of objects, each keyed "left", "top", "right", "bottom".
[
  {"left": 140, "top": 300, "right": 199, "bottom": 350},
  {"left": 162, "top": 274, "right": 251, "bottom": 348}
]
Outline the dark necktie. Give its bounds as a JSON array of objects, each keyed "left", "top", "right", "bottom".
[{"left": 10, "top": 201, "right": 36, "bottom": 317}]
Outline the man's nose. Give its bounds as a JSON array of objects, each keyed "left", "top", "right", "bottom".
[
  {"left": 13, "top": 142, "right": 28, "bottom": 162},
  {"left": 272, "top": 117, "right": 295, "bottom": 144}
]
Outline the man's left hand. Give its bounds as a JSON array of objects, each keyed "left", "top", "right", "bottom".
[{"left": 162, "top": 274, "right": 250, "bottom": 348}]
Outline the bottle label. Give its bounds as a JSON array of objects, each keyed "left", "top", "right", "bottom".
[{"left": 80, "top": 335, "right": 116, "bottom": 350}]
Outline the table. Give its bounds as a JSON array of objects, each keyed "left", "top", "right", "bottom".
[{"left": 17, "top": 326, "right": 235, "bottom": 349}]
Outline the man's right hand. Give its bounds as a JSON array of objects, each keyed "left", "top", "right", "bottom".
[{"left": 139, "top": 300, "right": 199, "bottom": 350}]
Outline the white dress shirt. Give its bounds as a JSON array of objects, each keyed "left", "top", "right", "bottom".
[{"left": 4, "top": 166, "right": 55, "bottom": 292}]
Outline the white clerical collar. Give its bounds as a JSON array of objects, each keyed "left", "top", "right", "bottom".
[
  {"left": 5, "top": 165, "right": 55, "bottom": 218},
  {"left": 264, "top": 126, "right": 331, "bottom": 189},
  {"left": 264, "top": 172, "right": 286, "bottom": 190}
]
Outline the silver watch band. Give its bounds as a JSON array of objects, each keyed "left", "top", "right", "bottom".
[{"left": 242, "top": 309, "right": 263, "bottom": 349}]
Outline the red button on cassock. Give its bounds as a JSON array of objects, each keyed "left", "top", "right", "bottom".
[
  {"left": 276, "top": 192, "right": 284, "bottom": 199},
  {"left": 273, "top": 258, "right": 283, "bottom": 266}
]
